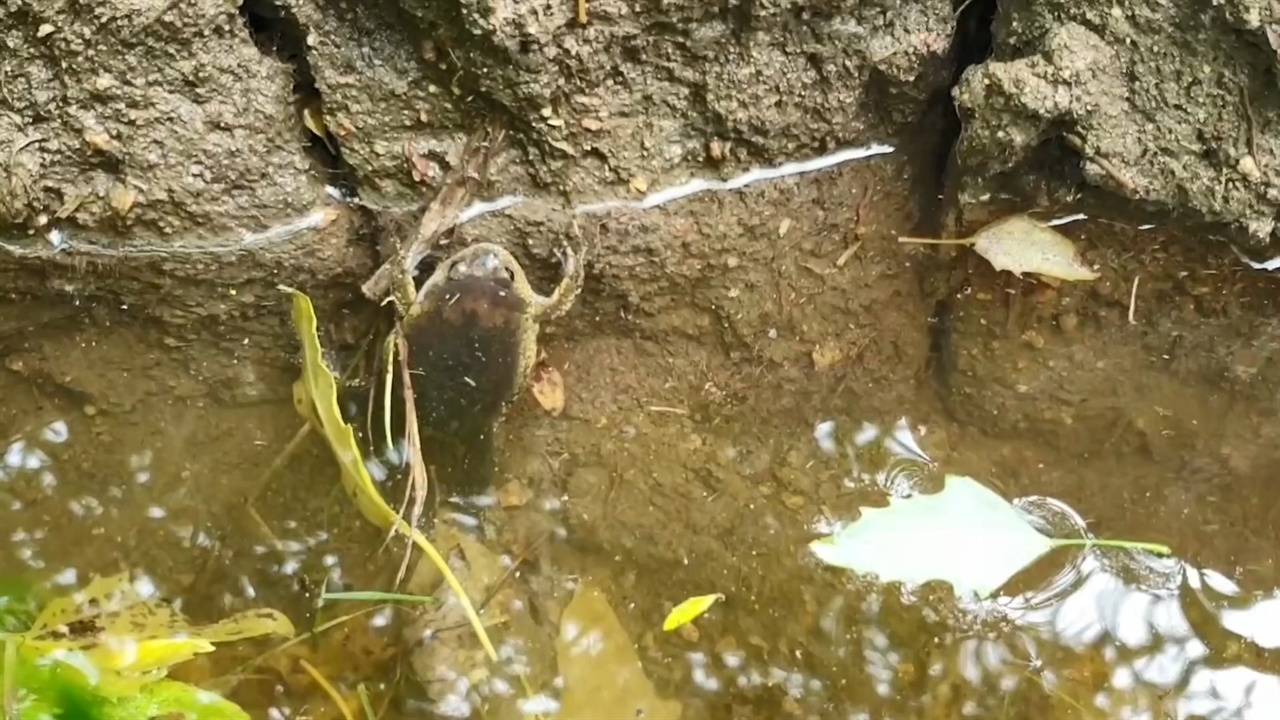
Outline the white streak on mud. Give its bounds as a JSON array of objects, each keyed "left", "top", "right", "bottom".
[
  {"left": 4, "top": 144, "right": 894, "bottom": 260},
  {"left": 1045, "top": 213, "right": 1088, "bottom": 226},
  {"left": 240, "top": 209, "right": 333, "bottom": 247},
  {"left": 457, "top": 195, "right": 526, "bottom": 224},
  {"left": 572, "top": 143, "right": 896, "bottom": 215},
  {"left": 1, "top": 208, "right": 334, "bottom": 259},
  {"left": 454, "top": 142, "right": 897, "bottom": 224},
  {"left": 1231, "top": 245, "right": 1280, "bottom": 271}
]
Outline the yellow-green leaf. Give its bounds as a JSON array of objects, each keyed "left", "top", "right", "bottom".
[
  {"left": 662, "top": 593, "right": 725, "bottom": 632},
  {"left": 18, "top": 573, "right": 294, "bottom": 694}
]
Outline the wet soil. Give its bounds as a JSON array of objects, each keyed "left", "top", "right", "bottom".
[
  {"left": 3, "top": 149, "right": 1280, "bottom": 718},
  {"left": 4, "top": 0, "right": 1280, "bottom": 717}
]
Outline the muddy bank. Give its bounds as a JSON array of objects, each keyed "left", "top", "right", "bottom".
[
  {"left": 2, "top": 0, "right": 953, "bottom": 298},
  {"left": 954, "top": 0, "right": 1280, "bottom": 253},
  {"left": 5, "top": 0, "right": 1279, "bottom": 320}
]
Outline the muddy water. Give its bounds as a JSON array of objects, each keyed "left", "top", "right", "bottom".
[{"left": 3, "top": 167, "right": 1280, "bottom": 719}]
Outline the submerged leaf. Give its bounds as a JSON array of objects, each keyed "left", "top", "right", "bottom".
[
  {"left": 662, "top": 593, "right": 725, "bottom": 632},
  {"left": 20, "top": 573, "right": 293, "bottom": 692},
  {"left": 554, "top": 585, "right": 682, "bottom": 720},
  {"left": 104, "top": 679, "right": 250, "bottom": 720},
  {"left": 809, "top": 475, "right": 1056, "bottom": 599},
  {"left": 971, "top": 215, "right": 1099, "bottom": 281}
]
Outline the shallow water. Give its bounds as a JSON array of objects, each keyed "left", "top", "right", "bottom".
[{"left": 3, "top": 163, "right": 1280, "bottom": 720}]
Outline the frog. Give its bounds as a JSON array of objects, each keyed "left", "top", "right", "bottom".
[{"left": 400, "top": 241, "right": 584, "bottom": 499}]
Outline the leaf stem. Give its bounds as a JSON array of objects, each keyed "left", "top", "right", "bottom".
[
  {"left": 897, "top": 236, "right": 976, "bottom": 245},
  {"left": 1049, "top": 538, "right": 1173, "bottom": 556}
]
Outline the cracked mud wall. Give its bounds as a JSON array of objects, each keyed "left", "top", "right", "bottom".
[
  {"left": 953, "top": 0, "right": 1280, "bottom": 253},
  {"left": 3, "top": 0, "right": 1280, "bottom": 328},
  {"left": 292, "top": 0, "right": 954, "bottom": 203},
  {"left": 2, "top": 0, "right": 954, "bottom": 301},
  {"left": 2, "top": 1, "right": 320, "bottom": 238}
]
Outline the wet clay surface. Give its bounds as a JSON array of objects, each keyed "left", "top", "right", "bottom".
[
  {"left": 2, "top": 149, "right": 1280, "bottom": 718},
  {"left": 3, "top": 0, "right": 1280, "bottom": 717}
]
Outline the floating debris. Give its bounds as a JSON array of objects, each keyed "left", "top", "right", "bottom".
[{"left": 662, "top": 593, "right": 726, "bottom": 632}]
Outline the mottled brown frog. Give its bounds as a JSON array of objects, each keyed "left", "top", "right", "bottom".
[{"left": 402, "top": 242, "right": 583, "bottom": 498}]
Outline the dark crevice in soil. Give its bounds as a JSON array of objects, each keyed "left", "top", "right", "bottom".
[
  {"left": 724, "top": 0, "right": 755, "bottom": 37},
  {"left": 909, "top": 0, "right": 997, "bottom": 408},
  {"left": 904, "top": 0, "right": 997, "bottom": 237},
  {"left": 238, "top": 0, "right": 360, "bottom": 199}
]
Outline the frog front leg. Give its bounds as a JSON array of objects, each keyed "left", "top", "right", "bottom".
[{"left": 531, "top": 243, "right": 585, "bottom": 322}]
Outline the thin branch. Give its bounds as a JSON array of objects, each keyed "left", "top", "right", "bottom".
[{"left": 360, "top": 125, "right": 507, "bottom": 304}]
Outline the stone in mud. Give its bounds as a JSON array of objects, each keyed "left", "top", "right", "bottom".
[{"left": 954, "top": 5, "right": 1280, "bottom": 252}]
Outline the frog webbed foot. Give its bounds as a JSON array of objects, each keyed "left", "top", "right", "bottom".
[{"left": 534, "top": 242, "right": 586, "bottom": 321}]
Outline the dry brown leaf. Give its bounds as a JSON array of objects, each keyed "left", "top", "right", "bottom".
[
  {"left": 301, "top": 102, "right": 336, "bottom": 154},
  {"left": 531, "top": 365, "right": 566, "bottom": 416},
  {"left": 899, "top": 214, "right": 1099, "bottom": 282}
]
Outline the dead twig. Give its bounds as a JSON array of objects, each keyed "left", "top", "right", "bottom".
[
  {"left": 391, "top": 330, "right": 430, "bottom": 588},
  {"left": 1241, "top": 81, "right": 1264, "bottom": 180},
  {"left": 360, "top": 125, "right": 507, "bottom": 304},
  {"left": 1064, "top": 134, "right": 1137, "bottom": 195},
  {"left": 1128, "top": 275, "right": 1140, "bottom": 325}
]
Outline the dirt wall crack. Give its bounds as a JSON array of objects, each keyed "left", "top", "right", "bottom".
[
  {"left": 905, "top": 0, "right": 997, "bottom": 237},
  {"left": 238, "top": 0, "right": 359, "bottom": 199}
]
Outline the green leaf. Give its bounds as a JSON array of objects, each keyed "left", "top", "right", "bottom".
[
  {"left": 103, "top": 679, "right": 250, "bottom": 720},
  {"left": 321, "top": 590, "right": 436, "bottom": 605},
  {"left": 809, "top": 475, "right": 1172, "bottom": 599}
]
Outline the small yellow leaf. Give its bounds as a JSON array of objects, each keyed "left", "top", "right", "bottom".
[
  {"left": 662, "top": 593, "right": 725, "bottom": 632},
  {"left": 300, "top": 102, "right": 337, "bottom": 154},
  {"left": 530, "top": 365, "right": 566, "bottom": 416}
]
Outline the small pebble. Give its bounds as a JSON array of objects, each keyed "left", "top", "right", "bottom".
[
  {"left": 1058, "top": 312, "right": 1080, "bottom": 334},
  {"left": 83, "top": 404, "right": 98, "bottom": 417}
]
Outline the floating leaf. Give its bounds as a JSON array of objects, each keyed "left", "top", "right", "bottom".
[
  {"left": 531, "top": 365, "right": 566, "bottom": 416},
  {"left": 279, "top": 286, "right": 497, "bottom": 663},
  {"left": 18, "top": 573, "right": 293, "bottom": 694},
  {"left": 662, "top": 593, "right": 725, "bottom": 632},
  {"left": 809, "top": 475, "right": 1171, "bottom": 599},
  {"left": 554, "top": 585, "right": 682, "bottom": 720},
  {"left": 899, "top": 214, "right": 1099, "bottom": 282}
]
